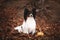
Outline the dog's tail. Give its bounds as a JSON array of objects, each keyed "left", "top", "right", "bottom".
[
  {"left": 14, "top": 25, "right": 23, "bottom": 32},
  {"left": 14, "top": 25, "right": 22, "bottom": 30}
]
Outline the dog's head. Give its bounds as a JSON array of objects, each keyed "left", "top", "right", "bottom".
[{"left": 24, "top": 8, "right": 36, "bottom": 21}]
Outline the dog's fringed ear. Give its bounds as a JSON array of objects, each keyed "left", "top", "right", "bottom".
[
  {"left": 24, "top": 8, "right": 29, "bottom": 21},
  {"left": 32, "top": 8, "right": 36, "bottom": 19}
]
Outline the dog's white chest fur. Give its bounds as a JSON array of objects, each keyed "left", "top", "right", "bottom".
[{"left": 23, "top": 17, "right": 36, "bottom": 34}]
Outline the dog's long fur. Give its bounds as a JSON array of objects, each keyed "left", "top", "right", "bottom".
[
  {"left": 14, "top": 8, "right": 36, "bottom": 34},
  {"left": 22, "top": 16, "right": 36, "bottom": 34}
]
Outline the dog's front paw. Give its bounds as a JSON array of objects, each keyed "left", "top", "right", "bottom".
[{"left": 32, "top": 30, "right": 36, "bottom": 35}]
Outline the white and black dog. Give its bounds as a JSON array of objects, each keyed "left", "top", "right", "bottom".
[{"left": 14, "top": 8, "right": 36, "bottom": 34}]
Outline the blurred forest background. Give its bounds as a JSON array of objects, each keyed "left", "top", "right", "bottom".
[{"left": 0, "top": 0, "right": 60, "bottom": 40}]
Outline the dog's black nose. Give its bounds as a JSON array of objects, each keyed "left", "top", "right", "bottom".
[{"left": 29, "top": 14, "right": 33, "bottom": 17}]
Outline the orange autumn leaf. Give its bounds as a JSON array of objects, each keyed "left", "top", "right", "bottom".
[{"left": 36, "top": 32, "right": 44, "bottom": 36}]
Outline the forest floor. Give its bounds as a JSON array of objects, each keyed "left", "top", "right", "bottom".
[{"left": 0, "top": 0, "right": 60, "bottom": 40}]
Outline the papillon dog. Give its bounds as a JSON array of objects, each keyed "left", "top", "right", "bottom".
[{"left": 14, "top": 8, "right": 36, "bottom": 34}]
